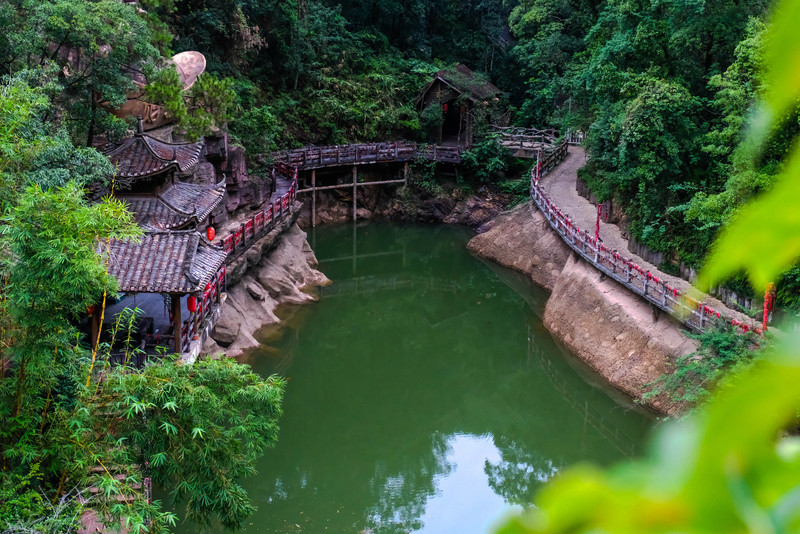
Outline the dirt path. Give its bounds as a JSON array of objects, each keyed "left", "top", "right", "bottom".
[{"left": 540, "top": 146, "right": 755, "bottom": 326}]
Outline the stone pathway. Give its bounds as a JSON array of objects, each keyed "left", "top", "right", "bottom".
[{"left": 539, "top": 146, "right": 755, "bottom": 326}]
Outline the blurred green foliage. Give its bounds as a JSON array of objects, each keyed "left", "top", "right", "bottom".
[
  {"left": 497, "top": 1, "right": 800, "bottom": 532},
  {"left": 498, "top": 336, "right": 800, "bottom": 534}
]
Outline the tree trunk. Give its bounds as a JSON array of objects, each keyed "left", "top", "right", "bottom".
[{"left": 86, "top": 95, "right": 97, "bottom": 147}]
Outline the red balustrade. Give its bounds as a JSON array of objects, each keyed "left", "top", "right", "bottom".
[
  {"left": 530, "top": 151, "right": 755, "bottom": 335},
  {"left": 222, "top": 235, "right": 234, "bottom": 254}
]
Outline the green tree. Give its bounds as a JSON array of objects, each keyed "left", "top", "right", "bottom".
[
  {"left": 0, "top": 74, "right": 285, "bottom": 532},
  {"left": 499, "top": 1, "right": 800, "bottom": 531},
  {"left": 0, "top": 0, "right": 159, "bottom": 145},
  {"left": 145, "top": 68, "right": 237, "bottom": 140},
  {"left": 461, "top": 134, "right": 510, "bottom": 182}
]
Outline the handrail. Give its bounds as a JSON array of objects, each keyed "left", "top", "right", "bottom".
[
  {"left": 219, "top": 169, "right": 299, "bottom": 263},
  {"left": 491, "top": 125, "right": 560, "bottom": 150},
  {"left": 272, "top": 141, "right": 463, "bottom": 170},
  {"left": 218, "top": 141, "right": 469, "bottom": 262},
  {"left": 530, "top": 143, "right": 757, "bottom": 335}
]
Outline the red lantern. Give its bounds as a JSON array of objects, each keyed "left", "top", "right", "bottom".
[
  {"left": 187, "top": 296, "right": 197, "bottom": 313},
  {"left": 87, "top": 305, "right": 96, "bottom": 316},
  {"left": 206, "top": 226, "right": 215, "bottom": 241},
  {"left": 443, "top": 103, "right": 448, "bottom": 113}
]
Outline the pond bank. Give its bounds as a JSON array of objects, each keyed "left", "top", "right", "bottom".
[
  {"left": 203, "top": 216, "right": 330, "bottom": 358},
  {"left": 467, "top": 201, "right": 696, "bottom": 415}
]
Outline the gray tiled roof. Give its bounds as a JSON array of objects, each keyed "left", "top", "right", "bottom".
[
  {"left": 104, "top": 133, "right": 203, "bottom": 180},
  {"left": 119, "top": 182, "right": 225, "bottom": 231},
  {"left": 105, "top": 231, "right": 226, "bottom": 294},
  {"left": 160, "top": 181, "right": 225, "bottom": 223}
]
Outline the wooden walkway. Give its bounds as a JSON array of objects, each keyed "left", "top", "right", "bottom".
[{"left": 210, "top": 134, "right": 758, "bottom": 340}]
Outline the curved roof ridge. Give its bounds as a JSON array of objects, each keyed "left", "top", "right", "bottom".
[{"left": 156, "top": 185, "right": 196, "bottom": 217}]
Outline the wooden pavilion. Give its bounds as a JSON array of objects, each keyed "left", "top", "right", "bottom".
[
  {"left": 100, "top": 231, "right": 227, "bottom": 354},
  {"left": 89, "top": 118, "right": 228, "bottom": 356},
  {"left": 415, "top": 64, "right": 502, "bottom": 147}
]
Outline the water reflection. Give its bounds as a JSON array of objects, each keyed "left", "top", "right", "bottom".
[{"left": 173, "top": 222, "right": 652, "bottom": 534}]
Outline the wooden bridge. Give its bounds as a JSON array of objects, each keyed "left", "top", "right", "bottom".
[
  {"left": 211, "top": 131, "right": 755, "bottom": 347},
  {"left": 282, "top": 141, "right": 463, "bottom": 226}
]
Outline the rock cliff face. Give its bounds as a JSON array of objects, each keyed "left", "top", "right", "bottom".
[
  {"left": 466, "top": 202, "right": 571, "bottom": 290},
  {"left": 298, "top": 184, "right": 513, "bottom": 229},
  {"left": 467, "top": 200, "right": 696, "bottom": 414},
  {"left": 543, "top": 256, "right": 695, "bottom": 415},
  {"left": 204, "top": 223, "right": 330, "bottom": 358}
]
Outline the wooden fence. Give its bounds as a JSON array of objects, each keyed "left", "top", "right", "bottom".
[
  {"left": 492, "top": 125, "right": 559, "bottom": 145},
  {"left": 273, "top": 141, "right": 463, "bottom": 170},
  {"left": 530, "top": 143, "right": 756, "bottom": 335},
  {"left": 220, "top": 172, "right": 298, "bottom": 262}
]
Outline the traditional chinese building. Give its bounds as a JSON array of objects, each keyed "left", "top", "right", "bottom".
[
  {"left": 90, "top": 118, "right": 228, "bottom": 357},
  {"left": 415, "top": 64, "right": 502, "bottom": 147}
]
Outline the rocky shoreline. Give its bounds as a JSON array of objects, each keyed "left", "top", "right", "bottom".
[
  {"left": 467, "top": 201, "right": 696, "bottom": 415},
  {"left": 297, "top": 182, "right": 515, "bottom": 229},
  {"left": 203, "top": 218, "right": 330, "bottom": 358}
]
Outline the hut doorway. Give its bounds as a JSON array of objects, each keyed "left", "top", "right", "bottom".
[{"left": 441, "top": 103, "right": 462, "bottom": 145}]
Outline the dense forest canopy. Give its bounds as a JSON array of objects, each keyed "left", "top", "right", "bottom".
[
  {"left": 134, "top": 0, "right": 799, "bottom": 299},
  {"left": 2, "top": 0, "right": 800, "bottom": 531}
]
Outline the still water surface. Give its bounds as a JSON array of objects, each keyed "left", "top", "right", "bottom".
[{"left": 177, "top": 222, "right": 653, "bottom": 533}]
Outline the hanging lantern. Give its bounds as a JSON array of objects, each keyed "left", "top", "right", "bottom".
[
  {"left": 87, "top": 305, "right": 96, "bottom": 316},
  {"left": 443, "top": 103, "right": 448, "bottom": 113},
  {"left": 187, "top": 296, "right": 197, "bottom": 313},
  {"left": 206, "top": 226, "right": 215, "bottom": 241}
]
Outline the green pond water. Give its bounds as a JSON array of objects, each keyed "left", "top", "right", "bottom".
[{"left": 176, "top": 221, "right": 653, "bottom": 534}]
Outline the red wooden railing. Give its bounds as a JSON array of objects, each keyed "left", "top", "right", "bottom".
[
  {"left": 218, "top": 135, "right": 755, "bottom": 338},
  {"left": 219, "top": 168, "right": 298, "bottom": 262},
  {"left": 180, "top": 266, "right": 227, "bottom": 351},
  {"left": 530, "top": 142, "right": 756, "bottom": 335}
]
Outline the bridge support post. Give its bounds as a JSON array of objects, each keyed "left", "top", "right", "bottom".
[
  {"left": 311, "top": 169, "right": 316, "bottom": 227},
  {"left": 171, "top": 295, "right": 182, "bottom": 355},
  {"left": 352, "top": 166, "right": 357, "bottom": 222},
  {"left": 403, "top": 162, "right": 409, "bottom": 187}
]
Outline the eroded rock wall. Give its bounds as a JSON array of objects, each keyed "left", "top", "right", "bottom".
[
  {"left": 466, "top": 201, "right": 571, "bottom": 290},
  {"left": 543, "top": 256, "right": 696, "bottom": 415},
  {"left": 204, "top": 223, "right": 330, "bottom": 358},
  {"left": 298, "top": 184, "right": 513, "bottom": 229},
  {"left": 467, "top": 201, "right": 697, "bottom": 414}
]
